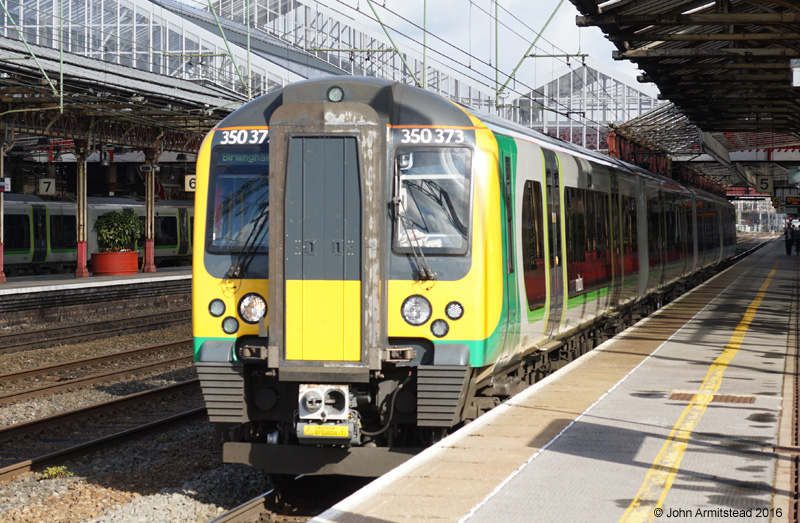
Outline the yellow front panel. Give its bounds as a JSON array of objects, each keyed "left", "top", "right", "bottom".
[
  {"left": 387, "top": 123, "right": 504, "bottom": 342},
  {"left": 192, "top": 129, "right": 270, "bottom": 345},
  {"left": 286, "top": 279, "right": 361, "bottom": 361}
]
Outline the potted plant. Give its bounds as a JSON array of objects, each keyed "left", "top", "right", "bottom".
[{"left": 90, "top": 210, "right": 144, "bottom": 275}]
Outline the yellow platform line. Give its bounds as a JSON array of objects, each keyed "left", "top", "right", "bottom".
[{"left": 619, "top": 261, "right": 780, "bottom": 523}]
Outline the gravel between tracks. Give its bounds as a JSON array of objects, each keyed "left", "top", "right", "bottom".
[
  {"left": 0, "top": 310, "right": 274, "bottom": 522},
  {"left": 0, "top": 421, "right": 270, "bottom": 523}
]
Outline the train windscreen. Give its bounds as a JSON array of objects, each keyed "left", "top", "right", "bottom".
[
  {"left": 392, "top": 147, "right": 472, "bottom": 255},
  {"left": 207, "top": 147, "right": 269, "bottom": 254}
]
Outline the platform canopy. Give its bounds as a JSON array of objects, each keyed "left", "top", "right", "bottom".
[
  {"left": 570, "top": 0, "right": 800, "bottom": 192},
  {"left": 0, "top": 36, "right": 241, "bottom": 155}
]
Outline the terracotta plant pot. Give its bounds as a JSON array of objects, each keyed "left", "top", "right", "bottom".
[{"left": 91, "top": 251, "right": 139, "bottom": 276}]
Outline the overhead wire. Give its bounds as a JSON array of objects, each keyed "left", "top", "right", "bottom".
[
  {"left": 353, "top": 0, "right": 641, "bottom": 132},
  {"left": 333, "top": 0, "right": 611, "bottom": 129},
  {"left": 477, "top": 0, "right": 638, "bottom": 123}
]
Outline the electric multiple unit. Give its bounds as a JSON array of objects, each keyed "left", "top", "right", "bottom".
[{"left": 192, "top": 77, "right": 736, "bottom": 477}]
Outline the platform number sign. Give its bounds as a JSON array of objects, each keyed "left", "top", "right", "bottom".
[
  {"left": 0, "top": 177, "right": 9, "bottom": 192},
  {"left": 39, "top": 178, "right": 55, "bottom": 196},
  {"left": 757, "top": 175, "right": 773, "bottom": 195},
  {"left": 185, "top": 174, "right": 196, "bottom": 192}
]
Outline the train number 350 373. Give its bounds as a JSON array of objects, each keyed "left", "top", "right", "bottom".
[
  {"left": 400, "top": 128, "right": 465, "bottom": 144},
  {"left": 219, "top": 129, "right": 269, "bottom": 145}
]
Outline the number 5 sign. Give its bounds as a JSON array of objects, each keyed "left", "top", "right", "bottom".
[{"left": 757, "top": 175, "right": 773, "bottom": 194}]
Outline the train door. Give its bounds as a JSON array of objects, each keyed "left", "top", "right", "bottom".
[
  {"left": 543, "top": 149, "right": 563, "bottom": 340},
  {"left": 178, "top": 208, "right": 189, "bottom": 255},
  {"left": 499, "top": 150, "right": 519, "bottom": 355},
  {"left": 32, "top": 205, "right": 47, "bottom": 263},
  {"left": 284, "top": 136, "right": 361, "bottom": 361}
]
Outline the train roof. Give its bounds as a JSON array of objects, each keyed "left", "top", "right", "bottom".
[
  {"left": 2, "top": 194, "right": 193, "bottom": 207},
  {"left": 213, "top": 76, "right": 730, "bottom": 206},
  {"left": 216, "top": 76, "right": 475, "bottom": 130},
  {"left": 470, "top": 102, "right": 730, "bottom": 204}
]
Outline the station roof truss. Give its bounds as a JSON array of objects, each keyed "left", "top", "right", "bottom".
[
  {"left": 569, "top": 0, "right": 800, "bottom": 136},
  {"left": 611, "top": 101, "right": 798, "bottom": 189},
  {"left": 0, "top": 37, "right": 243, "bottom": 155}
]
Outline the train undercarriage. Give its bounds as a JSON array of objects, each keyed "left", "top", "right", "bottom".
[{"left": 198, "top": 263, "right": 725, "bottom": 478}]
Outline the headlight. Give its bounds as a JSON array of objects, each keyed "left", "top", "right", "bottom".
[
  {"left": 239, "top": 293, "right": 267, "bottom": 324},
  {"left": 401, "top": 295, "right": 432, "bottom": 326}
]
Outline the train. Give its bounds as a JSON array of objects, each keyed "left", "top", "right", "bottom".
[
  {"left": 192, "top": 76, "right": 736, "bottom": 477},
  {"left": 2, "top": 194, "right": 193, "bottom": 274}
]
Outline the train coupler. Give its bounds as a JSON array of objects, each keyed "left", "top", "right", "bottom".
[{"left": 296, "top": 384, "right": 362, "bottom": 445}]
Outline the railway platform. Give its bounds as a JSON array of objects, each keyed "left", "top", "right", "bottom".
[
  {"left": 0, "top": 266, "right": 191, "bottom": 296},
  {"left": 315, "top": 238, "right": 798, "bottom": 523},
  {"left": 0, "top": 267, "right": 191, "bottom": 328}
]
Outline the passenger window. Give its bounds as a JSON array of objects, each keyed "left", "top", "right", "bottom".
[
  {"left": 4, "top": 215, "right": 30, "bottom": 251},
  {"left": 622, "top": 196, "right": 638, "bottom": 275},
  {"left": 155, "top": 216, "right": 178, "bottom": 247},
  {"left": 49, "top": 215, "right": 77, "bottom": 250}
]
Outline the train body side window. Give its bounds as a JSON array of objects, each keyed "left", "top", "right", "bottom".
[
  {"left": 565, "top": 187, "right": 586, "bottom": 296},
  {"left": 49, "top": 215, "right": 77, "bottom": 250},
  {"left": 665, "top": 194, "right": 682, "bottom": 262},
  {"left": 521, "top": 180, "right": 546, "bottom": 310},
  {"left": 622, "top": 196, "right": 638, "bottom": 274},
  {"left": 564, "top": 187, "right": 615, "bottom": 294},
  {"left": 648, "top": 194, "right": 662, "bottom": 267},
  {"left": 155, "top": 216, "right": 178, "bottom": 247},
  {"left": 685, "top": 200, "right": 695, "bottom": 260},
  {"left": 593, "top": 191, "right": 611, "bottom": 288},
  {"left": 709, "top": 204, "right": 719, "bottom": 252},
  {"left": 696, "top": 202, "right": 706, "bottom": 259},
  {"left": 4, "top": 215, "right": 30, "bottom": 252}
]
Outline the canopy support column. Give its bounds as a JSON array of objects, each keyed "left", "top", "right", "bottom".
[
  {"left": 142, "top": 148, "right": 157, "bottom": 273},
  {"left": 0, "top": 148, "right": 5, "bottom": 284},
  {"left": 75, "top": 142, "right": 89, "bottom": 278}
]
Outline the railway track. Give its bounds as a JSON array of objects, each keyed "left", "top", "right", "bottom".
[
  {"left": 0, "top": 380, "right": 204, "bottom": 483},
  {"left": 0, "top": 339, "right": 193, "bottom": 406},
  {"left": 0, "top": 309, "right": 191, "bottom": 355},
  {"left": 210, "top": 492, "right": 275, "bottom": 523}
]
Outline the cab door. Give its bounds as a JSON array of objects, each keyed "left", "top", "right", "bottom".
[
  {"left": 498, "top": 150, "right": 519, "bottom": 357},
  {"left": 284, "top": 137, "right": 362, "bottom": 361}
]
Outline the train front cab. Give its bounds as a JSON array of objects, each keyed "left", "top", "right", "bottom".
[{"left": 192, "top": 79, "right": 505, "bottom": 477}]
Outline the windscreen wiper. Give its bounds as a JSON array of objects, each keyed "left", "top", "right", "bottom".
[
  {"left": 225, "top": 204, "right": 269, "bottom": 279},
  {"left": 392, "top": 196, "right": 435, "bottom": 281}
]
